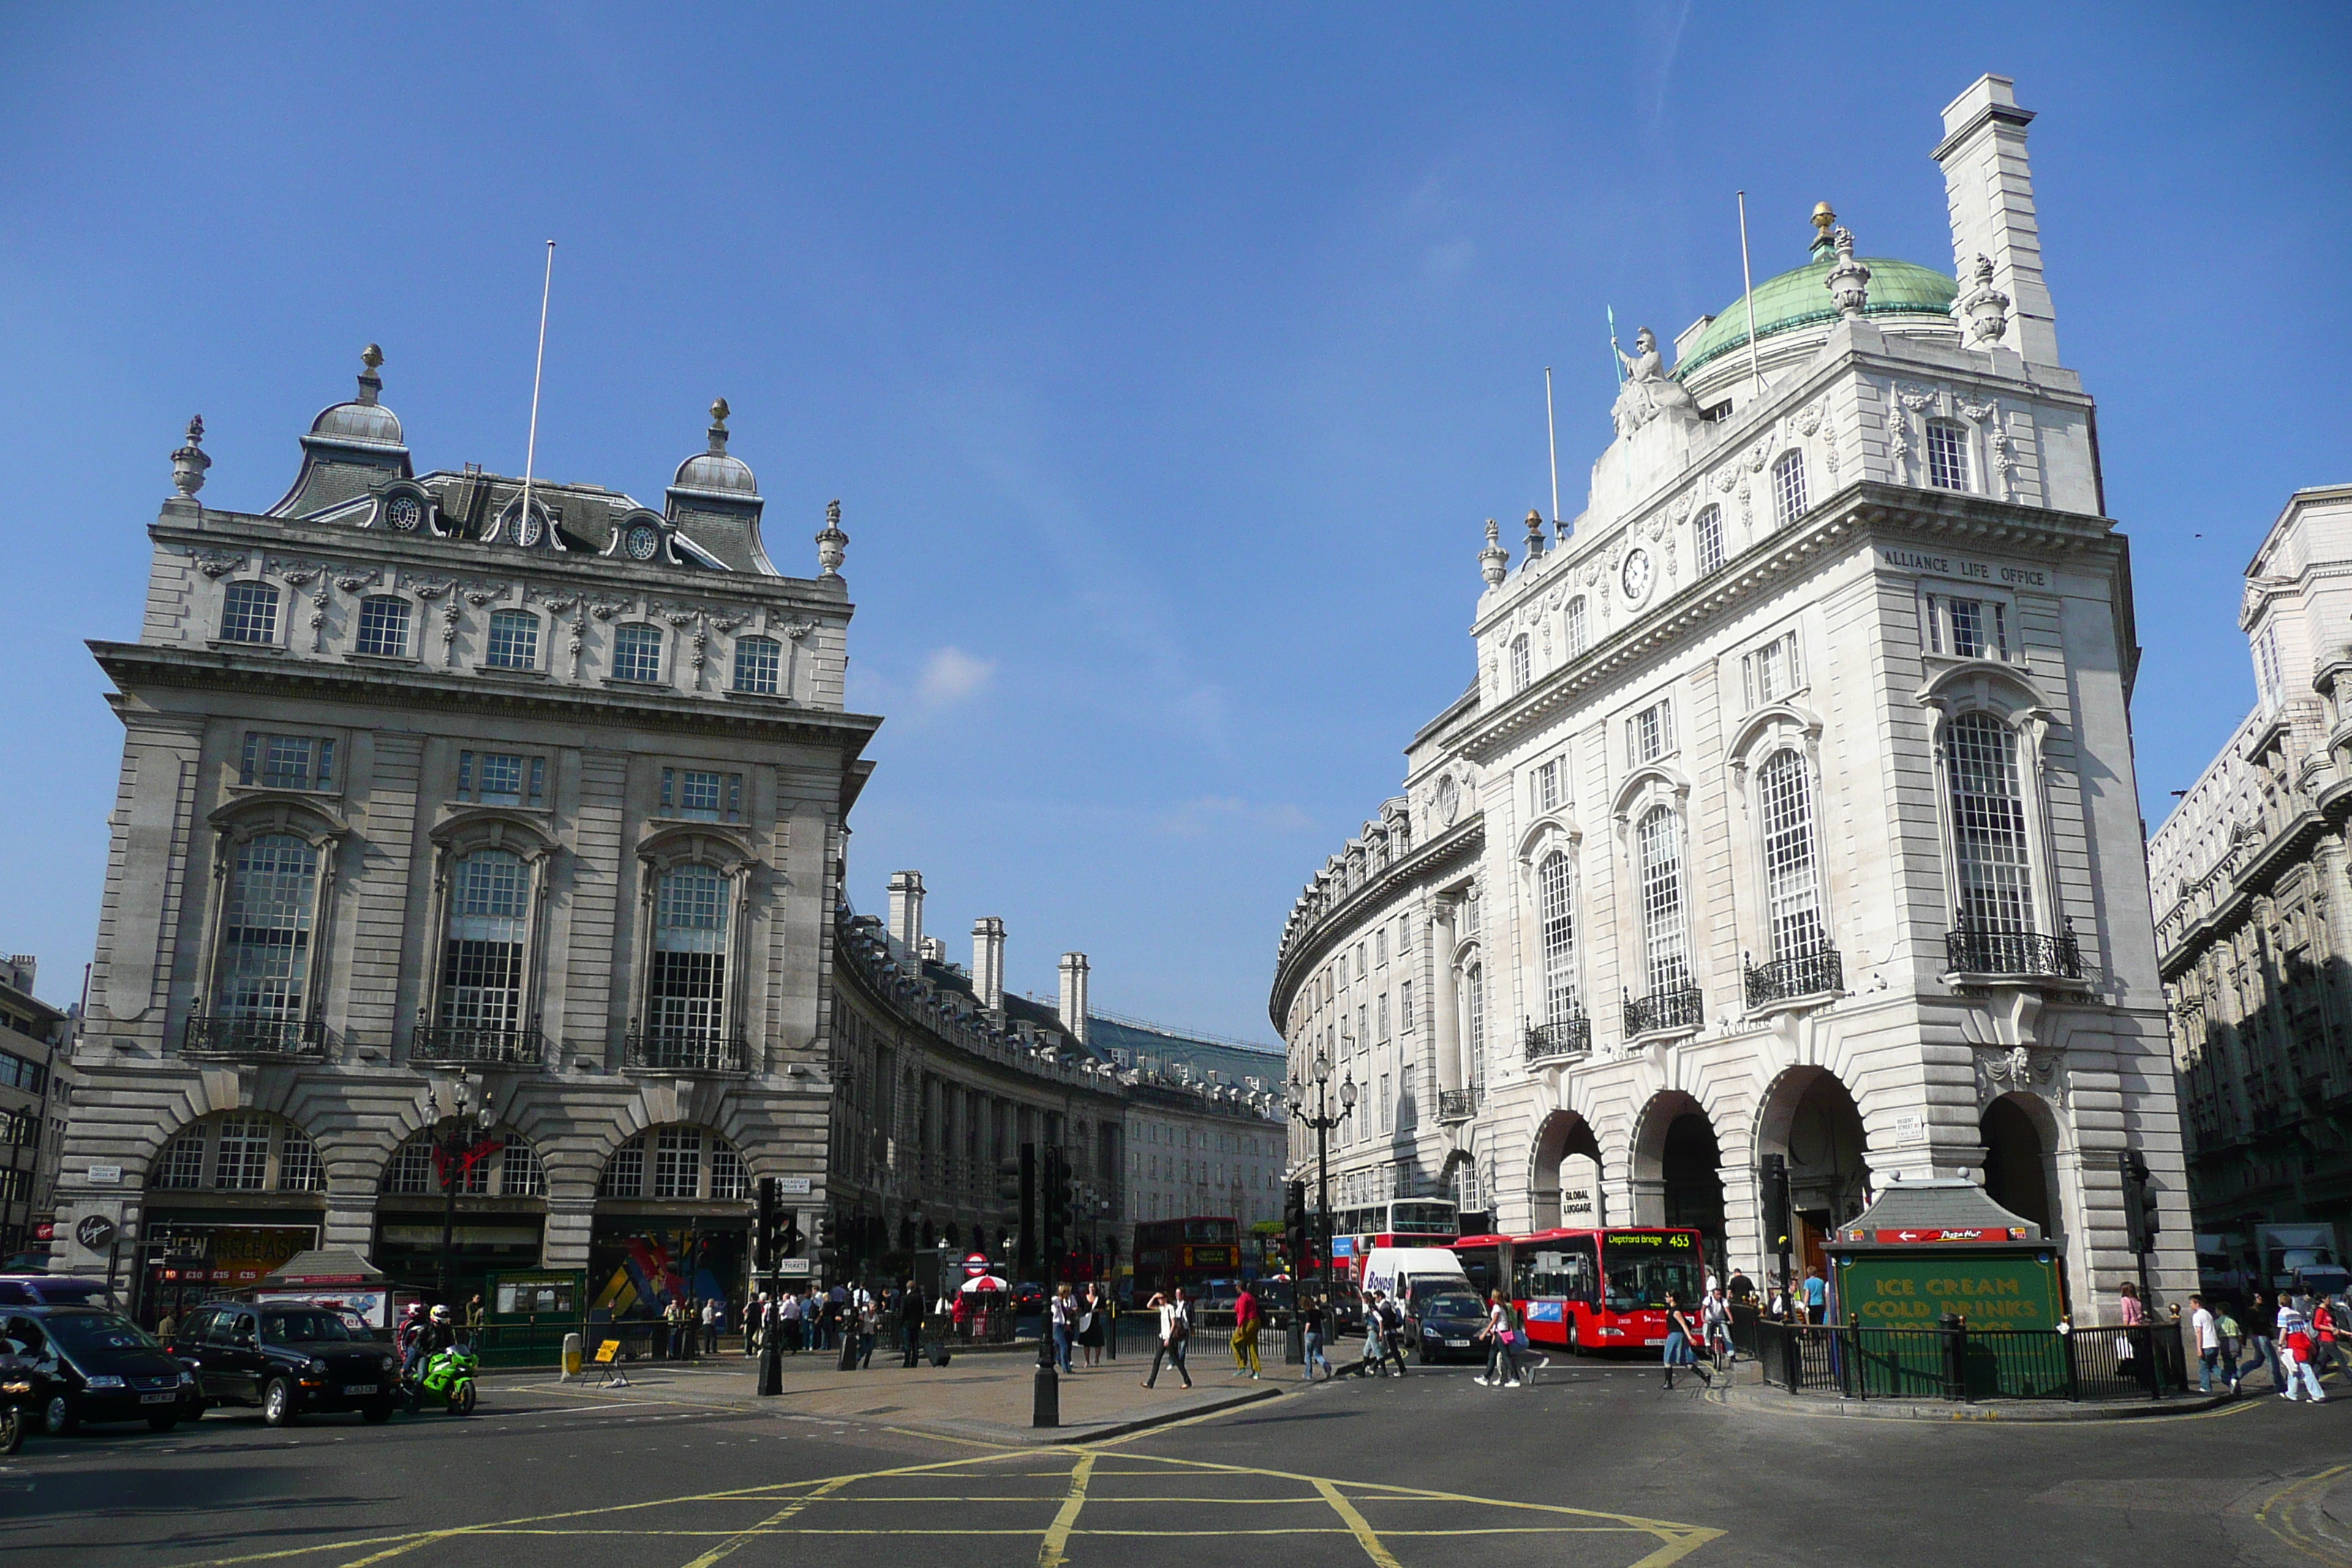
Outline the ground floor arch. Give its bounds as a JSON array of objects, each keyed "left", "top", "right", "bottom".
[
  {"left": 1632, "top": 1091, "right": 1727, "bottom": 1267},
  {"left": 1755, "top": 1067, "right": 1869, "bottom": 1284},
  {"left": 1529, "top": 1110, "right": 1606, "bottom": 1230},
  {"left": 1980, "top": 1091, "right": 2057, "bottom": 1238}
]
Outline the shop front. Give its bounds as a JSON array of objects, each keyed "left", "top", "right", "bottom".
[
  {"left": 588, "top": 1206, "right": 749, "bottom": 1352},
  {"left": 140, "top": 1206, "right": 325, "bottom": 1330},
  {"left": 372, "top": 1199, "right": 546, "bottom": 1310}
]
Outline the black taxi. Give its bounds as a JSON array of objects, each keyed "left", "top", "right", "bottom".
[{"left": 165, "top": 1302, "right": 400, "bottom": 1425}]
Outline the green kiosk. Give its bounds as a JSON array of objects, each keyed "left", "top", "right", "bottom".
[{"left": 1826, "top": 1178, "right": 2066, "bottom": 1398}]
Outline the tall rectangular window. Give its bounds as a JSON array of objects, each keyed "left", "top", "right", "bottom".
[
  {"left": 1757, "top": 752, "right": 1825, "bottom": 960},
  {"left": 441, "top": 850, "right": 528, "bottom": 1031},
  {"left": 1398, "top": 979, "right": 1413, "bottom": 1032},
  {"left": 734, "top": 636, "right": 782, "bottom": 694},
  {"left": 1743, "top": 631, "right": 1802, "bottom": 708},
  {"left": 1947, "top": 712, "right": 2035, "bottom": 935},
  {"left": 612, "top": 624, "right": 663, "bottom": 682},
  {"left": 1695, "top": 507, "right": 1725, "bottom": 577},
  {"left": 1926, "top": 421, "right": 1972, "bottom": 491},
  {"left": 1626, "top": 698, "right": 1674, "bottom": 766},
  {"left": 1510, "top": 635, "right": 1532, "bottom": 693},
  {"left": 212, "top": 1115, "right": 272, "bottom": 1191},
  {"left": 1564, "top": 598, "right": 1589, "bottom": 657},
  {"left": 649, "top": 865, "right": 728, "bottom": 1040},
  {"left": 653, "top": 1126, "right": 704, "bottom": 1199},
  {"left": 1534, "top": 758, "right": 1561, "bottom": 813},
  {"left": 1377, "top": 993, "right": 1390, "bottom": 1042},
  {"left": 486, "top": 610, "right": 540, "bottom": 671},
  {"left": 355, "top": 595, "right": 411, "bottom": 657},
  {"left": 1772, "top": 451, "right": 1809, "bottom": 528},
  {"left": 1537, "top": 849, "right": 1578, "bottom": 1022},
  {"left": 219, "top": 834, "right": 319, "bottom": 1027},
  {"left": 1636, "top": 807, "right": 1689, "bottom": 997},
  {"left": 2257, "top": 625, "right": 2284, "bottom": 710},
  {"left": 220, "top": 581, "right": 279, "bottom": 644}
]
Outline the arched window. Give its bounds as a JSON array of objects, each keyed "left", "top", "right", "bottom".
[
  {"left": 1694, "top": 506, "right": 1725, "bottom": 577},
  {"left": 218, "top": 834, "right": 320, "bottom": 1031},
  {"left": 355, "top": 595, "right": 412, "bottom": 657},
  {"left": 1757, "top": 750, "right": 1824, "bottom": 960},
  {"left": 1772, "top": 451, "right": 1809, "bottom": 529},
  {"left": 1926, "top": 420, "right": 1972, "bottom": 491},
  {"left": 440, "top": 851, "right": 528, "bottom": 1033},
  {"left": 1946, "top": 712, "right": 2035, "bottom": 935},
  {"left": 486, "top": 610, "right": 540, "bottom": 671},
  {"left": 1509, "top": 635, "right": 1532, "bottom": 693},
  {"left": 612, "top": 623, "right": 663, "bottom": 683},
  {"left": 597, "top": 1126, "right": 748, "bottom": 1200},
  {"left": 382, "top": 1128, "right": 543, "bottom": 1196},
  {"left": 220, "top": 581, "right": 279, "bottom": 644},
  {"left": 150, "top": 1113, "right": 323, "bottom": 1194},
  {"left": 734, "top": 636, "right": 782, "bottom": 694},
  {"left": 1537, "top": 850, "right": 1578, "bottom": 1023},
  {"left": 1636, "top": 805, "right": 1689, "bottom": 995},
  {"left": 1564, "top": 598, "right": 1589, "bottom": 657},
  {"left": 643, "top": 864, "right": 731, "bottom": 1065}
]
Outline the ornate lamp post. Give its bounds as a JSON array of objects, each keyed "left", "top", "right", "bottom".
[
  {"left": 423, "top": 1070, "right": 496, "bottom": 1308},
  {"left": 1289, "top": 1047, "right": 1356, "bottom": 1293}
]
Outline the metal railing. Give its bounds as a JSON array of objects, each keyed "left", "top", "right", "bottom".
[
  {"left": 1944, "top": 924, "right": 2087, "bottom": 980},
  {"left": 1742, "top": 1313, "right": 2186, "bottom": 1402},
  {"left": 181, "top": 1011, "right": 328, "bottom": 1060},
  {"left": 624, "top": 1029, "right": 748, "bottom": 1074},
  {"left": 1525, "top": 1016, "right": 1592, "bottom": 1064},
  {"left": 1623, "top": 982, "right": 1703, "bottom": 1039},
  {"left": 1437, "top": 1090, "right": 1479, "bottom": 1122},
  {"left": 1744, "top": 944, "right": 1844, "bottom": 1008},
  {"left": 411, "top": 1020, "right": 542, "bottom": 1067}
]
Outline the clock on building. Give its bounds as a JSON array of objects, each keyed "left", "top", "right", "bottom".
[
  {"left": 1620, "top": 547, "right": 1655, "bottom": 605},
  {"left": 625, "top": 524, "right": 661, "bottom": 561}
]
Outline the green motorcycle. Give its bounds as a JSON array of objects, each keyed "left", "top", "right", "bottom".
[{"left": 404, "top": 1345, "right": 479, "bottom": 1417}]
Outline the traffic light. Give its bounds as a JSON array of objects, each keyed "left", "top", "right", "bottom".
[
  {"left": 817, "top": 1214, "right": 840, "bottom": 1273},
  {"left": 2120, "top": 1150, "right": 2159, "bottom": 1255},
  {"left": 1284, "top": 1180, "right": 1307, "bottom": 1274},
  {"left": 755, "top": 1177, "right": 779, "bottom": 1272},
  {"left": 1017, "top": 1142, "right": 1038, "bottom": 1275},
  {"left": 1043, "top": 1145, "right": 1073, "bottom": 1275},
  {"left": 1760, "top": 1154, "right": 1790, "bottom": 1256},
  {"left": 780, "top": 1211, "right": 804, "bottom": 1259},
  {"left": 997, "top": 1156, "right": 1024, "bottom": 1205}
]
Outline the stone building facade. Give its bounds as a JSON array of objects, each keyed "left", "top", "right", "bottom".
[
  {"left": 2148, "top": 484, "right": 2352, "bottom": 1282},
  {"left": 1270, "top": 76, "right": 2196, "bottom": 1314},
  {"left": 52, "top": 353, "right": 874, "bottom": 1319},
  {"left": 0, "top": 958, "right": 71, "bottom": 1260}
]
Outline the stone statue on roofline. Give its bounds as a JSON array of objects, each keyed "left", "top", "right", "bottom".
[{"left": 1610, "top": 327, "right": 1701, "bottom": 440}]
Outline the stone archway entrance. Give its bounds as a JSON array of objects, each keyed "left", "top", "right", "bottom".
[
  {"left": 1529, "top": 1111, "right": 1605, "bottom": 1230},
  {"left": 1633, "top": 1093, "right": 1725, "bottom": 1267},
  {"left": 1757, "top": 1068, "right": 1869, "bottom": 1286},
  {"left": 1980, "top": 1093, "right": 2054, "bottom": 1236}
]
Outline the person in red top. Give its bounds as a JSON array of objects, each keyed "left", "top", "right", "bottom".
[{"left": 1230, "top": 1285, "right": 1262, "bottom": 1380}]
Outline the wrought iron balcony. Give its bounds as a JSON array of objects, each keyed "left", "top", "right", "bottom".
[
  {"left": 624, "top": 1029, "right": 749, "bottom": 1074},
  {"left": 1744, "top": 944, "right": 1844, "bottom": 1009},
  {"left": 1623, "top": 981, "right": 1703, "bottom": 1039},
  {"left": 181, "top": 1011, "right": 328, "bottom": 1060},
  {"left": 1944, "top": 924, "right": 2085, "bottom": 981},
  {"left": 1437, "top": 1089, "right": 1479, "bottom": 1122},
  {"left": 1524, "top": 1015, "right": 1592, "bottom": 1064},
  {"left": 411, "top": 1020, "right": 542, "bottom": 1067}
]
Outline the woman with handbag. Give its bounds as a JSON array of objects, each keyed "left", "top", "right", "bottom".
[
  {"left": 2280, "top": 1308, "right": 2326, "bottom": 1402},
  {"left": 1662, "top": 1293, "right": 1708, "bottom": 1390},
  {"left": 1143, "top": 1288, "right": 1193, "bottom": 1390}
]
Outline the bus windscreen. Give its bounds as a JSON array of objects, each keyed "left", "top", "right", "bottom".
[
  {"left": 1388, "top": 1202, "right": 1459, "bottom": 1236},
  {"left": 1602, "top": 1232, "right": 1702, "bottom": 1310}
]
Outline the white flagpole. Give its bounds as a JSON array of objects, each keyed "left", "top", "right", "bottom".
[
  {"left": 1544, "top": 366, "right": 1561, "bottom": 529},
  {"left": 1737, "top": 192, "right": 1763, "bottom": 400},
  {"left": 519, "top": 240, "right": 556, "bottom": 538}
]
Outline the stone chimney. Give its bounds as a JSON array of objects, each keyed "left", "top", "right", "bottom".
[
  {"left": 971, "top": 917, "right": 1006, "bottom": 1011},
  {"left": 1058, "top": 953, "right": 1090, "bottom": 1046},
  {"left": 1934, "top": 74, "right": 2059, "bottom": 367},
  {"left": 886, "top": 870, "right": 925, "bottom": 954}
]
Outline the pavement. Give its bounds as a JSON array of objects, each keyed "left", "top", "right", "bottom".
[{"left": 5, "top": 1347, "right": 2351, "bottom": 1566}]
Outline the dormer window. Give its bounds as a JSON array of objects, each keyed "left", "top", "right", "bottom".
[
  {"left": 220, "top": 581, "right": 279, "bottom": 645},
  {"left": 1926, "top": 420, "right": 1972, "bottom": 491}
]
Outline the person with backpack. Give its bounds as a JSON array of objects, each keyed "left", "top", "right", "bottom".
[
  {"left": 2280, "top": 1307, "right": 2327, "bottom": 1402},
  {"left": 1374, "top": 1293, "right": 1410, "bottom": 1378},
  {"left": 1143, "top": 1289, "right": 1193, "bottom": 1389}
]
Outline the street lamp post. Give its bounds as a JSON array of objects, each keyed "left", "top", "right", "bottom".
[
  {"left": 424, "top": 1070, "right": 495, "bottom": 1309},
  {"left": 1288, "top": 1048, "right": 1356, "bottom": 1297}
]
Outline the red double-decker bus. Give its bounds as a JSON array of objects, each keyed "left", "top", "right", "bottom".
[{"left": 1450, "top": 1227, "right": 1705, "bottom": 1352}]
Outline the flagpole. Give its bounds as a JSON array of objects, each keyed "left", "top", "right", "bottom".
[
  {"left": 1544, "top": 366, "right": 1561, "bottom": 529},
  {"left": 519, "top": 241, "right": 556, "bottom": 538},
  {"left": 1737, "top": 192, "right": 1763, "bottom": 400}
]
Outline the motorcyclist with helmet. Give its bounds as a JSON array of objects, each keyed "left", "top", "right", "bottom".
[{"left": 401, "top": 1305, "right": 460, "bottom": 1410}]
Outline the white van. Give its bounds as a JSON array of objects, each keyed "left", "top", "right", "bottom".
[{"left": 1360, "top": 1247, "right": 1472, "bottom": 1315}]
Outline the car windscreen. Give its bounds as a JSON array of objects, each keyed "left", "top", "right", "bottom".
[
  {"left": 262, "top": 1310, "right": 361, "bottom": 1345},
  {"left": 42, "top": 1312, "right": 161, "bottom": 1356},
  {"left": 1422, "top": 1294, "right": 1485, "bottom": 1318},
  {"left": 26, "top": 1281, "right": 113, "bottom": 1306}
]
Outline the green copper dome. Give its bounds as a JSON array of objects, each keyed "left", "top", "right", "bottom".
[{"left": 1676, "top": 255, "right": 1959, "bottom": 380}]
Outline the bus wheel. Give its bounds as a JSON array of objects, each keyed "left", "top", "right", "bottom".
[{"left": 1565, "top": 1321, "right": 1580, "bottom": 1357}]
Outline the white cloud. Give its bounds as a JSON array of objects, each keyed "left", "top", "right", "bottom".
[{"left": 916, "top": 645, "right": 995, "bottom": 707}]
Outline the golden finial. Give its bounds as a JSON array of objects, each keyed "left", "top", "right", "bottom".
[
  {"left": 361, "top": 343, "right": 384, "bottom": 370},
  {"left": 1812, "top": 203, "right": 1837, "bottom": 236},
  {"left": 710, "top": 397, "right": 730, "bottom": 426}
]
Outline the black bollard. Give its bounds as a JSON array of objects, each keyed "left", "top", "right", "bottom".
[{"left": 1033, "top": 1337, "right": 1060, "bottom": 1428}]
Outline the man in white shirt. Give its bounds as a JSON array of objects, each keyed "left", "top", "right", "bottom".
[{"left": 2190, "top": 1294, "right": 2223, "bottom": 1395}]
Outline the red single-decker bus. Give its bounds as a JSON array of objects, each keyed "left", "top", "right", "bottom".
[{"left": 1453, "top": 1227, "right": 1705, "bottom": 1352}]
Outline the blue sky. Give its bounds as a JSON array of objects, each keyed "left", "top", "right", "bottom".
[{"left": 1, "top": 6, "right": 2345, "bottom": 1036}]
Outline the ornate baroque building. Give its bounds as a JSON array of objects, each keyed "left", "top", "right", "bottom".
[
  {"left": 2148, "top": 484, "right": 2352, "bottom": 1277},
  {"left": 52, "top": 353, "right": 873, "bottom": 1313},
  {"left": 1269, "top": 76, "right": 2195, "bottom": 1311}
]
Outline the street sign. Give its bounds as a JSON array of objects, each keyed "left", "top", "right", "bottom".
[
  {"left": 75, "top": 1215, "right": 116, "bottom": 1251},
  {"left": 774, "top": 1258, "right": 812, "bottom": 1277},
  {"left": 776, "top": 1176, "right": 812, "bottom": 1196},
  {"left": 86, "top": 1164, "right": 122, "bottom": 1186}
]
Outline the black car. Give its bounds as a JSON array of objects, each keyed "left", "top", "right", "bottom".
[
  {"left": 1411, "top": 1290, "right": 1490, "bottom": 1364},
  {"left": 166, "top": 1302, "right": 400, "bottom": 1425},
  {"left": 0, "top": 1305, "right": 203, "bottom": 1435}
]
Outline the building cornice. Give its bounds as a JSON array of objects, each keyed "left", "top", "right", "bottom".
[
  {"left": 1458, "top": 480, "right": 2122, "bottom": 765},
  {"left": 1270, "top": 814, "right": 1485, "bottom": 1029},
  {"left": 91, "top": 639, "right": 884, "bottom": 753}
]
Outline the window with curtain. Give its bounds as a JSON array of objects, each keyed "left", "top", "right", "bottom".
[
  {"left": 1538, "top": 850, "right": 1578, "bottom": 1022},
  {"left": 1637, "top": 806, "right": 1690, "bottom": 995},
  {"left": 649, "top": 865, "right": 728, "bottom": 1038},
  {"left": 1946, "top": 712, "right": 2035, "bottom": 934},
  {"left": 1757, "top": 751, "right": 1825, "bottom": 960},
  {"left": 219, "top": 834, "right": 319, "bottom": 1025},
  {"left": 441, "top": 850, "right": 528, "bottom": 1031}
]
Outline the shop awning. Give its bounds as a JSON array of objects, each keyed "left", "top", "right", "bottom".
[
  {"left": 261, "top": 1248, "right": 388, "bottom": 1288},
  {"left": 1832, "top": 1179, "right": 2041, "bottom": 1248}
]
